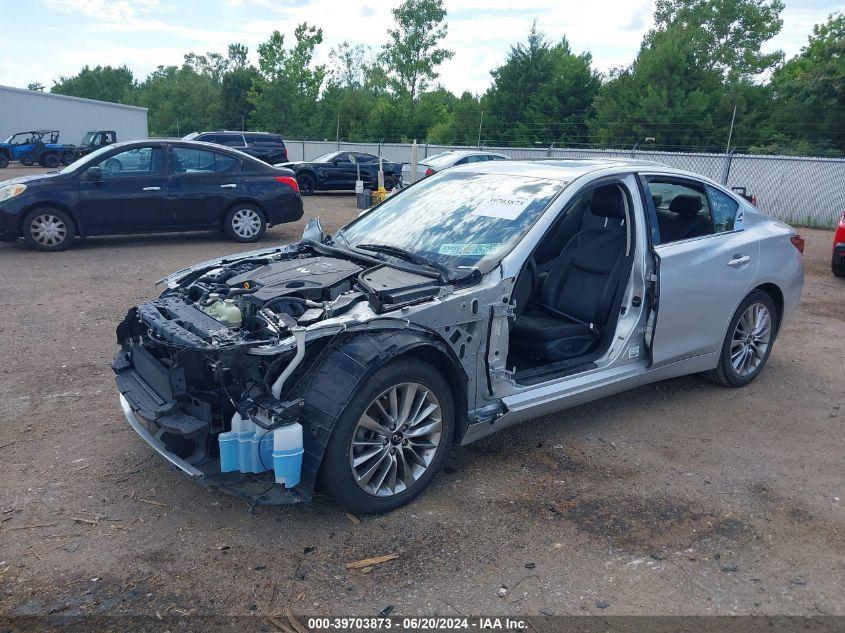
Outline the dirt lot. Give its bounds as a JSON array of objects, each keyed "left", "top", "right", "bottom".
[{"left": 1, "top": 165, "right": 843, "bottom": 619}]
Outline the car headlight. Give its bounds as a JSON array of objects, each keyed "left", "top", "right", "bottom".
[{"left": 0, "top": 183, "right": 27, "bottom": 203}]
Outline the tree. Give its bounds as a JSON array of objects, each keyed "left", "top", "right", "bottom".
[
  {"left": 52, "top": 65, "right": 136, "bottom": 104},
  {"left": 590, "top": 25, "right": 725, "bottom": 150},
  {"left": 650, "top": 0, "right": 784, "bottom": 80},
  {"left": 762, "top": 13, "right": 845, "bottom": 155},
  {"left": 484, "top": 24, "right": 600, "bottom": 146},
  {"left": 250, "top": 23, "right": 326, "bottom": 133},
  {"left": 379, "top": 0, "right": 454, "bottom": 105}
]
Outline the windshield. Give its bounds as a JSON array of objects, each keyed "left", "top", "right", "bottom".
[
  {"left": 339, "top": 171, "right": 564, "bottom": 273},
  {"left": 79, "top": 132, "right": 95, "bottom": 145},
  {"left": 310, "top": 152, "right": 339, "bottom": 163},
  {"left": 59, "top": 144, "right": 115, "bottom": 174}
]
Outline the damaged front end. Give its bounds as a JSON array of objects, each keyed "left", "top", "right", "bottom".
[{"left": 112, "top": 228, "right": 451, "bottom": 505}]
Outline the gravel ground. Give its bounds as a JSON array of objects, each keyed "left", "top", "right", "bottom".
[{"left": 0, "top": 165, "right": 843, "bottom": 619}]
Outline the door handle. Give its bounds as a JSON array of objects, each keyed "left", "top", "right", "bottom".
[
  {"left": 142, "top": 186, "right": 161, "bottom": 191},
  {"left": 220, "top": 183, "right": 237, "bottom": 189},
  {"left": 727, "top": 255, "right": 751, "bottom": 267}
]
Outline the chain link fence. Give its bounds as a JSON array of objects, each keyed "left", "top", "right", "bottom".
[{"left": 286, "top": 139, "right": 845, "bottom": 228}]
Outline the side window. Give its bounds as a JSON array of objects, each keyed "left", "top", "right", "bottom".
[
  {"left": 172, "top": 147, "right": 237, "bottom": 174},
  {"left": 706, "top": 185, "right": 740, "bottom": 233},
  {"left": 488, "top": 155, "right": 507, "bottom": 161},
  {"left": 646, "top": 179, "right": 714, "bottom": 245},
  {"left": 216, "top": 134, "right": 245, "bottom": 147},
  {"left": 96, "top": 147, "right": 163, "bottom": 177},
  {"left": 353, "top": 153, "right": 377, "bottom": 163},
  {"left": 244, "top": 134, "right": 275, "bottom": 145}
]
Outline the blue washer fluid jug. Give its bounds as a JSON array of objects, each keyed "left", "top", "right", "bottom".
[{"left": 272, "top": 422, "right": 304, "bottom": 487}]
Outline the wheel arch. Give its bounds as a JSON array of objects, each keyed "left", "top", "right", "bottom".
[
  {"left": 291, "top": 327, "right": 468, "bottom": 500},
  {"left": 753, "top": 282, "right": 784, "bottom": 334},
  {"left": 18, "top": 202, "right": 80, "bottom": 238}
]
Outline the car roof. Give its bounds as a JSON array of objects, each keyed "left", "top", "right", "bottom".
[
  {"left": 102, "top": 139, "right": 271, "bottom": 164},
  {"left": 448, "top": 157, "right": 707, "bottom": 182}
]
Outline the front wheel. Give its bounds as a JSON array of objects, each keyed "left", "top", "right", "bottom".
[
  {"left": 22, "top": 208, "right": 75, "bottom": 251},
  {"left": 319, "top": 359, "right": 455, "bottom": 514},
  {"left": 0, "top": 154, "right": 9, "bottom": 168},
  {"left": 706, "top": 290, "right": 777, "bottom": 387},
  {"left": 60, "top": 151, "right": 76, "bottom": 166},
  {"left": 223, "top": 204, "right": 266, "bottom": 242}
]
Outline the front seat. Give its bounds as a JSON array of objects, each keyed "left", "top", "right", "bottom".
[{"left": 510, "top": 185, "right": 628, "bottom": 362}]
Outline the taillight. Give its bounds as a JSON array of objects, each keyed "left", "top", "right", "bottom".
[
  {"left": 282, "top": 148, "right": 288, "bottom": 161},
  {"left": 425, "top": 168, "right": 435, "bottom": 177},
  {"left": 840, "top": 211, "right": 845, "bottom": 226},
  {"left": 751, "top": 194, "right": 758, "bottom": 206},
  {"left": 275, "top": 175, "right": 299, "bottom": 193},
  {"left": 790, "top": 234, "right": 805, "bottom": 253}
]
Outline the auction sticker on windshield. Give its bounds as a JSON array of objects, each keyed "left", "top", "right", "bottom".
[
  {"left": 470, "top": 195, "right": 532, "bottom": 221},
  {"left": 438, "top": 243, "right": 501, "bottom": 256}
]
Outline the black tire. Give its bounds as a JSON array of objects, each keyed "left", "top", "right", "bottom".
[
  {"left": 705, "top": 289, "right": 778, "bottom": 388},
  {"left": 40, "top": 153, "right": 61, "bottom": 169},
  {"left": 223, "top": 203, "right": 266, "bottom": 242},
  {"left": 0, "top": 153, "right": 8, "bottom": 169},
  {"left": 297, "top": 172, "right": 316, "bottom": 195},
  {"left": 383, "top": 173, "right": 397, "bottom": 190},
  {"left": 60, "top": 151, "right": 76, "bottom": 166},
  {"left": 833, "top": 257, "right": 845, "bottom": 277},
  {"left": 318, "top": 358, "right": 455, "bottom": 514},
  {"left": 22, "top": 208, "right": 75, "bottom": 252}
]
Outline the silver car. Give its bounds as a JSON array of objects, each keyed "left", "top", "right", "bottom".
[
  {"left": 113, "top": 158, "right": 804, "bottom": 513},
  {"left": 401, "top": 149, "right": 509, "bottom": 184}
]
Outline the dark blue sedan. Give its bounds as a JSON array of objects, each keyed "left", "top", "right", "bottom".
[{"left": 0, "top": 140, "right": 303, "bottom": 251}]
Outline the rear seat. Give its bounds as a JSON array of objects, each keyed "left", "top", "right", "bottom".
[{"left": 656, "top": 193, "right": 712, "bottom": 242}]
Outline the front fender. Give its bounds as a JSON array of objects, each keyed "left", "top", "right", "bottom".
[{"left": 293, "top": 327, "right": 467, "bottom": 500}]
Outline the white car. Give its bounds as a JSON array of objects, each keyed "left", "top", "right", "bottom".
[{"left": 401, "top": 150, "right": 508, "bottom": 185}]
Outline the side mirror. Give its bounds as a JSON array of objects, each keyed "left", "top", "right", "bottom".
[{"left": 87, "top": 166, "right": 103, "bottom": 180}]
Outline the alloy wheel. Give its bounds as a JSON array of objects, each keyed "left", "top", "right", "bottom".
[
  {"left": 730, "top": 302, "right": 771, "bottom": 377},
  {"left": 298, "top": 175, "right": 314, "bottom": 194},
  {"left": 349, "top": 382, "right": 443, "bottom": 497},
  {"left": 29, "top": 214, "right": 68, "bottom": 248},
  {"left": 230, "top": 208, "right": 262, "bottom": 239}
]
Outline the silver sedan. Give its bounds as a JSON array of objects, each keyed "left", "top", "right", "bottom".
[{"left": 114, "top": 158, "right": 804, "bottom": 514}]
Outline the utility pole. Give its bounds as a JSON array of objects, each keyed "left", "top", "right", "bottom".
[
  {"left": 725, "top": 105, "right": 737, "bottom": 154},
  {"left": 477, "top": 110, "right": 484, "bottom": 148}
]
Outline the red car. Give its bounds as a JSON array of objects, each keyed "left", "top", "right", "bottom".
[{"left": 834, "top": 211, "right": 845, "bottom": 277}]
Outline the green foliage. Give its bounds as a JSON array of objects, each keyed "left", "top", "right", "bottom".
[
  {"left": 250, "top": 24, "right": 326, "bottom": 134},
  {"left": 651, "top": 0, "right": 785, "bottom": 80},
  {"left": 52, "top": 65, "right": 136, "bottom": 103},
  {"left": 379, "top": 0, "right": 454, "bottom": 104},
  {"left": 42, "top": 4, "right": 844, "bottom": 156},
  {"left": 485, "top": 23, "right": 600, "bottom": 146}
]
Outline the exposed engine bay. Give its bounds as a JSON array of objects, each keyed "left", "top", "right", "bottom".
[{"left": 112, "top": 242, "right": 450, "bottom": 503}]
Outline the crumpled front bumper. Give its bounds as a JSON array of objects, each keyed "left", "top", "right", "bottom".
[{"left": 117, "top": 392, "right": 300, "bottom": 506}]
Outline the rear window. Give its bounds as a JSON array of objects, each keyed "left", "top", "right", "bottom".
[{"left": 245, "top": 133, "right": 284, "bottom": 146}]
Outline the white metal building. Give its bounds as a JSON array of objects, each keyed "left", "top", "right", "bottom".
[{"left": 0, "top": 84, "right": 148, "bottom": 146}]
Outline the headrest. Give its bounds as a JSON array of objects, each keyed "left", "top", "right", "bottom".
[
  {"left": 590, "top": 185, "right": 626, "bottom": 219},
  {"left": 669, "top": 194, "right": 702, "bottom": 217},
  {"left": 651, "top": 193, "right": 663, "bottom": 208}
]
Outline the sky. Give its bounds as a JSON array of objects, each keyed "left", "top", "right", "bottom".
[{"left": 0, "top": 0, "right": 841, "bottom": 95}]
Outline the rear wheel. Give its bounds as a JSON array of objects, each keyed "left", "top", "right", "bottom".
[
  {"left": 319, "top": 359, "right": 455, "bottom": 514},
  {"left": 40, "top": 153, "right": 60, "bottom": 168},
  {"left": 22, "top": 208, "right": 75, "bottom": 251},
  {"left": 60, "top": 151, "right": 76, "bottom": 166},
  {"left": 706, "top": 290, "right": 777, "bottom": 387},
  {"left": 223, "top": 204, "right": 266, "bottom": 242},
  {"left": 296, "top": 172, "right": 316, "bottom": 195},
  {"left": 383, "top": 173, "right": 397, "bottom": 190},
  {"left": 0, "top": 153, "right": 8, "bottom": 169},
  {"left": 833, "top": 255, "right": 845, "bottom": 277}
]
